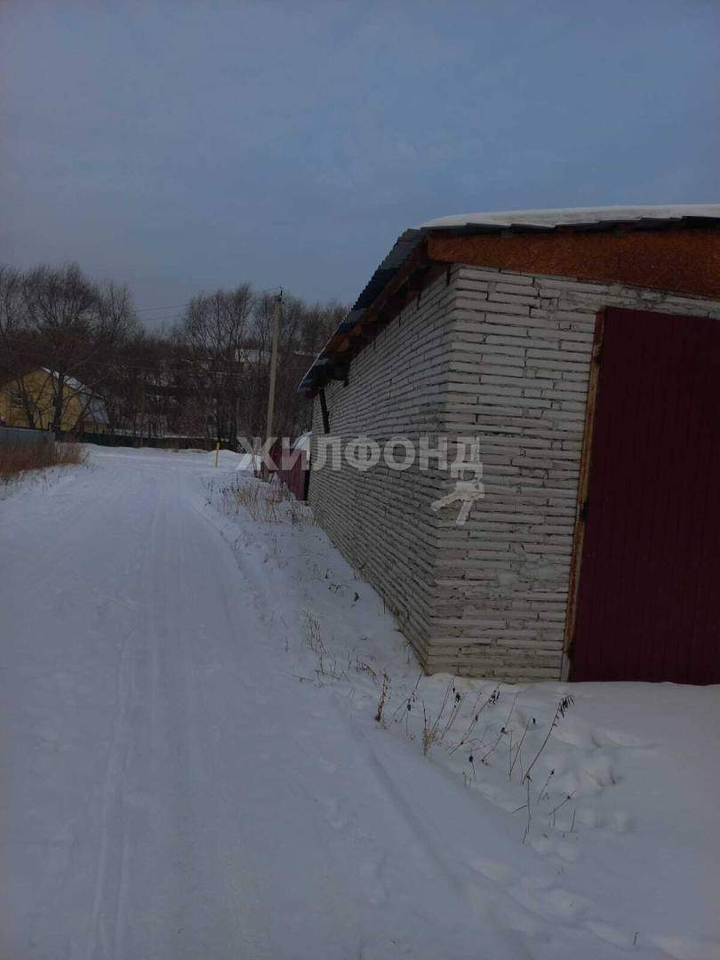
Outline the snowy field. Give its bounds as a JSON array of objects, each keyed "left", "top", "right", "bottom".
[{"left": 1, "top": 445, "right": 718, "bottom": 960}]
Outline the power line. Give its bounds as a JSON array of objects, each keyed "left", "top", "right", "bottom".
[
  {"left": 137, "top": 316, "right": 185, "bottom": 326},
  {"left": 134, "top": 285, "right": 283, "bottom": 316},
  {"left": 136, "top": 302, "right": 192, "bottom": 313}
]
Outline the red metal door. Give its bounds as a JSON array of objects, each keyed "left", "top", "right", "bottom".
[{"left": 571, "top": 307, "right": 720, "bottom": 683}]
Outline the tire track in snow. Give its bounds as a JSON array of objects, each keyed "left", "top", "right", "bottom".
[
  {"left": 84, "top": 480, "right": 166, "bottom": 960},
  {"left": 84, "top": 622, "right": 137, "bottom": 960},
  {"left": 130, "top": 476, "right": 276, "bottom": 959}
]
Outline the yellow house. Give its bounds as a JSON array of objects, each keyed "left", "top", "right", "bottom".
[{"left": 0, "top": 368, "right": 108, "bottom": 434}]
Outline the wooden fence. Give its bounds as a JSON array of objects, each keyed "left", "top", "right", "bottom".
[{"left": 0, "top": 425, "right": 54, "bottom": 451}]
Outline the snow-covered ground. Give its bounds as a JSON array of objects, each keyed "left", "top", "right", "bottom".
[{"left": 1, "top": 446, "right": 718, "bottom": 960}]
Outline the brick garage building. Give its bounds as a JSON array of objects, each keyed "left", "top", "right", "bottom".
[{"left": 300, "top": 206, "right": 720, "bottom": 683}]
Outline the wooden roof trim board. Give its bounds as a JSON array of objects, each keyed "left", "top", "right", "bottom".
[{"left": 426, "top": 227, "right": 720, "bottom": 301}]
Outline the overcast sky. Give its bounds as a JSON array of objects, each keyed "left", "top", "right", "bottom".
[{"left": 2, "top": 0, "right": 719, "bottom": 326}]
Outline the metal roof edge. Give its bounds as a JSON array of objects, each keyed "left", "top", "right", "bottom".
[{"left": 298, "top": 208, "right": 720, "bottom": 397}]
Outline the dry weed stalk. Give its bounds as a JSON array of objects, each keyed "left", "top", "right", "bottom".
[
  {"left": 220, "top": 477, "right": 313, "bottom": 525},
  {"left": 509, "top": 694, "right": 576, "bottom": 841},
  {"left": 448, "top": 685, "right": 500, "bottom": 755},
  {"left": 522, "top": 694, "right": 574, "bottom": 786},
  {"left": 0, "top": 440, "right": 86, "bottom": 483},
  {"left": 375, "top": 671, "right": 390, "bottom": 725},
  {"left": 420, "top": 681, "right": 466, "bottom": 755},
  {"left": 303, "top": 612, "right": 347, "bottom": 682}
]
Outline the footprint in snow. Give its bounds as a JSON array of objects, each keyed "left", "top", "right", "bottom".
[
  {"left": 357, "top": 858, "right": 388, "bottom": 906},
  {"left": 463, "top": 881, "right": 549, "bottom": 942},
  {"left": 315, "top": 798, "right": 389, "bottom": 906},
  {"left": 574, "top": 806, "right": 601, "bottom": 829},
  {"left": 529, "top": 835, "right": 580, "bottom": 863},
  {"left": 610, "top": 810, "right": 633, "bottom": 833},
  {"left": 317, "top": 796, "right": 347, "bottom": 831},
  {"left": 585, "top": 920, "right": 636, "bottom": 950},
  {"left": 511, "top": 882, "right": 591, "bottom": 923},
  {"left": 294, "top": 730, "right": 338, "bottom": 774},
  {"left": 467, "top": 857, "right": 517, "bottom": 884},
  {"left": 593, "top": 727, "right": 653, "bottom": 749},
  {"left": 566, "top": 806, "right": 632, "bottom": 834}
]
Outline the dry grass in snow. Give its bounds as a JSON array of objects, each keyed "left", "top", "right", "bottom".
[
  {"left": 208, "top": 469, "right": 720, "bottom": 960},
  {"left": 0, "top": 439, "right": 86, "bottom": 485},
  {"left": 213, "top": 473, "right": 313, "bottom": 525}
]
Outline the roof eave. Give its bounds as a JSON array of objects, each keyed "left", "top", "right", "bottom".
[{"left": 299, "top": 210, "right": 720, "bottom": 397}]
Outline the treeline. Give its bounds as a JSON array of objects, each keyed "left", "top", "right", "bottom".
[{"left": 0, "top": 263, "right": 345, "bottom": 442}]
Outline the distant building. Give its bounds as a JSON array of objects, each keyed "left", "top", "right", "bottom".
[
  {"left": 300, "top": 205, "right": 720, "bottom": 684},
  {"left": 0, "top": 368, "right": 109, "bottom": 434}
]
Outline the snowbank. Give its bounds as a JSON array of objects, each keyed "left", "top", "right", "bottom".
[{"left": 210, "top": 470, "right": 720, "bottom": 960}]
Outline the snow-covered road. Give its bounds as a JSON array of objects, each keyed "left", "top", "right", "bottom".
[
  {"left": 2, "top": 447, "right": 718, "bottom": 960},
  {"left": 0, "top": 449, "right": 528, "bottom": 959}
]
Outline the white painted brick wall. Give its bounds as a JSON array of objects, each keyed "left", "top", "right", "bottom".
[
  {"left": 309, "top": 274, "right": 454, "bottom": 663},
  {"left": 309, "top": 263, "right": 720, "bottom": 681}
]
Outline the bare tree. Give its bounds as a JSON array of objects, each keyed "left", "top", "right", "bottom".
[
  {"left": 175, "top": 285, "right": 253, "bottom": 444},
  {"left": 4, "top": 261, "right": 346, "bottom": 443},
  {"left": 20, "top": 264, "right": 137, "bottom": 432},
  {"left": 0, "top": 266, "right": 39, "bottom": 426},
  {"left": 175, "top": 287, "right": 348, "bottom": 442}
]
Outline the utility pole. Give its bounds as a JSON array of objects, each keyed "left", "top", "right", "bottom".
[
  {"left": 263, "top": 291, "right": 282, "bottom": 480},
  {"left": 233, "top": 343, "right": 241, "bottom": 452}
]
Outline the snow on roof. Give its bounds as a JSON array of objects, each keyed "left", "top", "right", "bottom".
[
  {"left": 419, "top": 203, "right": 720, "bottom": 230},
  {"left": 42, "top": 368, "right": 88, "bottom": 394},
  {"left": 41, "top": 368, "right": 109, "bottom": 421},
  {"left": 299, "top": 203, "right": 720, "bottom": 396}
]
